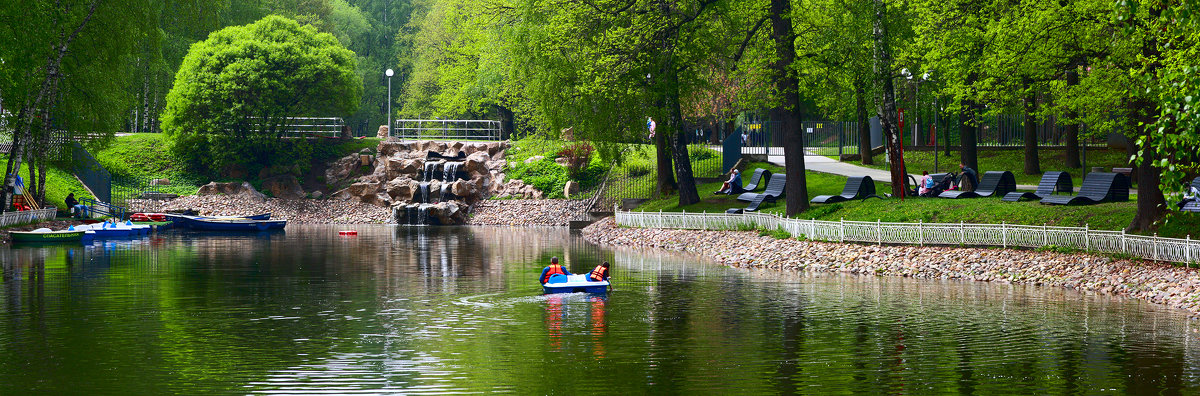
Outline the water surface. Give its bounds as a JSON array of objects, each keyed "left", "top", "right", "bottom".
[{"left": 1, "top": 225, "right": 1198, "bottom": 394}]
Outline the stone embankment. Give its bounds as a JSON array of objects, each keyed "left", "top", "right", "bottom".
[
  {"left": 582, "top": 217, "right": 1200, "bottom": 316},
  {"left": 467, "top": 199, "right": 588, "bottom": 226},
  {"left": 129, "top": 194, "right": 392, "bottom": 224}
]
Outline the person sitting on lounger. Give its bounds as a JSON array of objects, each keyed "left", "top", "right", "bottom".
[
  {"left": 588, "top": 261, "right": 610, "bottom": 282},
  {"left": 918, "top": 171, "right": 935, "bottom": 197},
  {"left": 540, "top": 256, "right": 571, "bottom": 284},
  {"left": 716, "top": 169, "right": 742, "bottom": 194},
  {"left": 958, "top": 163, "right": 978, "bottom": 192},
  {"left": 1178, "top": 183, "right": 1200, "bottom": 209}
]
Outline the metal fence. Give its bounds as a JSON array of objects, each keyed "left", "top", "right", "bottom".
[
  {"left": 71, "top": 142, "right": 110, "bottom": 203},
  {"left": 615, "top": 210, "right": 1200, "bottom": 265},
  {"left": 0, "top": 207, "right": 57, "bottom": 227},
  {"left": 391, "top": 119, "right": 502, "bottom": 140}
]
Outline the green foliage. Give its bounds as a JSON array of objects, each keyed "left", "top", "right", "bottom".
[
  {"left": 507, "top": 158, "right": 570, "bottom": 199},
  {"left": 161, "top": 15, "right": 362, "bottom": 175}
]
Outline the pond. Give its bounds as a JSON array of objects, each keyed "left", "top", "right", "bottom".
[{"left": 1, "top": 225, "right": 1198, "bottom": 394}]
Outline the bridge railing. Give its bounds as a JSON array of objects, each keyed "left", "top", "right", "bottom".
[
  {"left": 0, "top": 207, "right": 57, "bottom": 227},
  {"left": 390, "top": 119, "right": 502, "bottom": 141},
  {"left": 615, "top": 209, "right": 1200, "bottom": 265}
]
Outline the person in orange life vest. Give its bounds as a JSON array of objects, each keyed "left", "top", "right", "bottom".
[
  {"left": 540, "top": 256, "right": 571, "bottom": 284},
  {"left": 588, "top": 261, "right": 610, "bottom": 282}
]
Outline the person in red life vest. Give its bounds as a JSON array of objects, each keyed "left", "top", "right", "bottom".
[
  {"left": 539, "top": 256, "right": 571, "bottom": 284},
  {"left": 588, "top": 261, "right": 610, "bottom": 282}
]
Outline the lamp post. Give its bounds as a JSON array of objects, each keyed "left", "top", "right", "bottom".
[{"left": 385, "top": 68, "right": 394, "bottom": 138}]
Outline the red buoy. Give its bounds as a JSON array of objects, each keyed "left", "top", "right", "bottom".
[{"left": 338, "top": 230, "right": 358, "bottom": 236}]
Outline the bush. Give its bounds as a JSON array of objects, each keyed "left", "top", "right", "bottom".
[
  {"left": 556, "top": 142, "right": 594, "bottom": 178},
  {"left": 508, "top": 158, "right": 571, "bottom": 198}
]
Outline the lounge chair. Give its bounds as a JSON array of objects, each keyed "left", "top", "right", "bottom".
[
  {"left": 811, "top": 176, "right": 882, "bottom": 204},
  {"left": 1002, "top": 171, "right": 1073, "bottom": 202},
  {"left": 727, "top": 174, "right": 786, "bottom": 213},
  {"left": 719, "top": 168, "right": 770, "bottom": 195},
  {"left": 938, "top": 171, "right": 1016, "bottom": 199},
  {"left": 1041, "top": 172, "right": 1130, "bottom": 205},
  {"left": 1181, "top": 176, "right": 1200, "bottom": 212}
]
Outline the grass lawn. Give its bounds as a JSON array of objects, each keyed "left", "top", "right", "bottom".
[
  {"left": 0, "top": 155, "right": 93, "bottom": 213},
  {"left": 844, "top": 147, "right": 1133, "bottom": 187},
  {"left": 634, "top": 165, "right": 1200, "bottom": 238}
]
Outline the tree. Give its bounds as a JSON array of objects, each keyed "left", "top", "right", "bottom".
[
  {"left": 872, "top": 0, "right": 905, "bottom": 196},
  {"left": 768, "top": 0, "right": 810, "bottom": 215},
  {"left": 160, "top": 15, "right": 362, "bottom": 173}
]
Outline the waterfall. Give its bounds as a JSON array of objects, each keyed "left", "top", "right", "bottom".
[
  {"left": 440, "top": 183, "right": 451, "bottom": 202},
  {"left": 443, "top": 161, "right": 462, "bottom": 181},
  {"left": 423, "top": 161, "right": 441, "bottom": 181},
  {"left": 418, "top": 182, "right": 430, "bottom": 203},
  {"left": 417, "top": 204, "right": 430, "bottom": 225},
  {"left": 405, "top": 204, "right": 418, "bottom": 224}
]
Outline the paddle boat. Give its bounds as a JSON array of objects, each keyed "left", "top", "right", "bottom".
[
  {"left": 9, "top": 228, "right": 86, "bottom": 244},
  {"left": 542, "top": 274, "right": 609, "bottom": 294}
]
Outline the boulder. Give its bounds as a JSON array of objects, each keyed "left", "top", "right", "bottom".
[
  {"left": 524, "top": 155, "right": 544, "bottom": 164},
  {"left": 564, "top": 180, "right": 580, "bottom": 198},
  {"left": 262, "top": 175, "right": 305, "bottom": 200},
  {"left": 150, "top": 178, "right": 171, "bottom": 186},
  {"left": 325, "top": 153, "right": 362, "bottom": 185},
  {"left": 377, "top": 125, "right": 390, "bottom": 139},
  {"left": 386, "top": 178, "right": 417, "bottom": 202},
  {"left": 451, "top": 180, "right": 476, "bottom": 197},
  {"left": 431, "top": 201, "right": 467, "bottom": 225},
  {"left": 554, "top": 157, "right": 570, "bottom": 167},
  {"left": 386, "top": 157, "right": 422, "bottom": 180},
  {"left": 463, "top": 151, "right": 491, "bottom": 179},
  {"left": 311, "top": 191, "right": 323, "bottom": 199},
  {"left": 197, "top": 181, "right": 266, "bottom": 203},
  {"left": 377, "top": 141, "right": 408, "bottom": 158}
]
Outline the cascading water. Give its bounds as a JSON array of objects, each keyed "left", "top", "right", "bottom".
[
  {"left": 443, "top": 161, "right": 462, "bottom": 181},
  {"left": 418, "top": 182, "right": 430, "bottom": 204},
  {"left": 440, "top": 184, "right": 451, "bottom": 203},
  {"left": 417, "top": 204, "right": 431, "bottom": 225},
  {"left": 423, "top": 161, "right": 441, "bottom": 182}
]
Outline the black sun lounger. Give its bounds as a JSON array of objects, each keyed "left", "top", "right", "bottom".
[
  {"left": 727, "top": 174, "right": 786, "bottom": 213},
  {"left": 811, "top": 176, "right": 882, "bottom": 204},
  {"left": 720, "top": 168, "right": 771, "bottom": 195},
  {"left": 1002, "top": 171, "right": 1073, "bottom": 202},
  {"left": 939, "top": 171, "right": 1016, "bottom": 199},
  {"left": 1041, "top": 172, "right": 1130, "bottom": 205},
  {"left": 1181, "top": 176, "right": 1200, "bottom": 212}
]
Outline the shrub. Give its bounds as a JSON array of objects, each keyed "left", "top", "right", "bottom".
[{"left": 556, "top": 142, "right": 594, "bottom": 178}]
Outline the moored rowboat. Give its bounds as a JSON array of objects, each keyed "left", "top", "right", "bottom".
[{"left": 10, "top": 228, "right": 86, "bottom": 243}]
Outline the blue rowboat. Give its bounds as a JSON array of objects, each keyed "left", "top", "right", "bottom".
[
  {"left": 542, "top": 274, "right": 609, "bottom": 294},
  {"left": 183, "top": 216, "right": 286, "bottom": 231},
  {"left": 166, "top": 213, "right": 271, "bottom": 228},
  {"left": 77, "top": 223, "right": 138, "bottom": 238}
]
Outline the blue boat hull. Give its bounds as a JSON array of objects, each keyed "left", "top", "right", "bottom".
[
  {"left": 165, "top": 213, "right": 271, "bottom": 228},
  {"left": 185, "top": 217, "right": 287, "bottom": 231}
]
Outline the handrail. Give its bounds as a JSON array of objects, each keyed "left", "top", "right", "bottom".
[
  {"left": 615, "top": 210, "right": 1199, "bottom": 265},
  {"left": 80, "top": 197, "right": 126, "bottom": 220}
]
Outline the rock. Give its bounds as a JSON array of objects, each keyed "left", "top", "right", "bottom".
[
  {"left": 325, "top": 153, "right": 362, "bottom": 186},
  {"left": 524, "top": 155, "right": 544, "bottom": 164},
  {"left": 564, "top": 180, "right": 580, "bottom": 198},
  {"left": 262, "top": 175, "right": 305, "bottom": 200},
  {"left": 311, "top": 191, "right": 323, "bottom": 199},
  {"left": 554, "top": 157, "right": 570, "bottom": 167},
  {"left": 386, "top": 178, "right": 417, "bottom": 202},
  {"left": 377, "top": 125, "right": 390, "bottom": 139},
  {"left": 150, "top": 178, "right": 171, "bottom": 186},
  {"left": 197, "top": 181, "right": 267, "bottom": 203},
  {"left": 463, "top": 151, "right": 491, "bottom": 179},
  {"left": 386, "top": 157, "right": 422, "bottom": 180},
  {"left": 451, "top": 180, "right": 476, "bottom": 197}
]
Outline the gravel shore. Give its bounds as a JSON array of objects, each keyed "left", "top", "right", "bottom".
[
  {"left": 582, "top": 217, "right": 1200, "bottom": 316},
  {"left": 467, "top": 199, "right": 588, "bottom": 226},
  {"left": 128, "top": 196, "right": 393, "bottom": 224}
]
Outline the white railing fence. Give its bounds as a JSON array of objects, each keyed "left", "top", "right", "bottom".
[
  {"left": 0, "top": 208, "right": 58, "bottom": 228},
  {"left": 390, "top": 119, "right": 502, "bottom": 141},
  {"left": 615, "top": 209, "right": 1200, "bottom": 265}
]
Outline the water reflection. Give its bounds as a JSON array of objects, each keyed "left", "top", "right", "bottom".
[{"left": 0, "top": 225, "right": 1197, "bottom": 394}]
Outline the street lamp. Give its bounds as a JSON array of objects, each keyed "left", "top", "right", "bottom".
[{"left": 385, "top": 68, "right": 394, "bottom": 138}]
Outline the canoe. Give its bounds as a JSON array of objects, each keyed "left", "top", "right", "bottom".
[
  {"left": 542, "top": 274, "right": 609, "bottom": 294},
  {"left": 10, "top": 228, "right": 86, "bottom": 243},
  {"left": 183, "top": 216, "right": 286, "bottom": 231}
]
